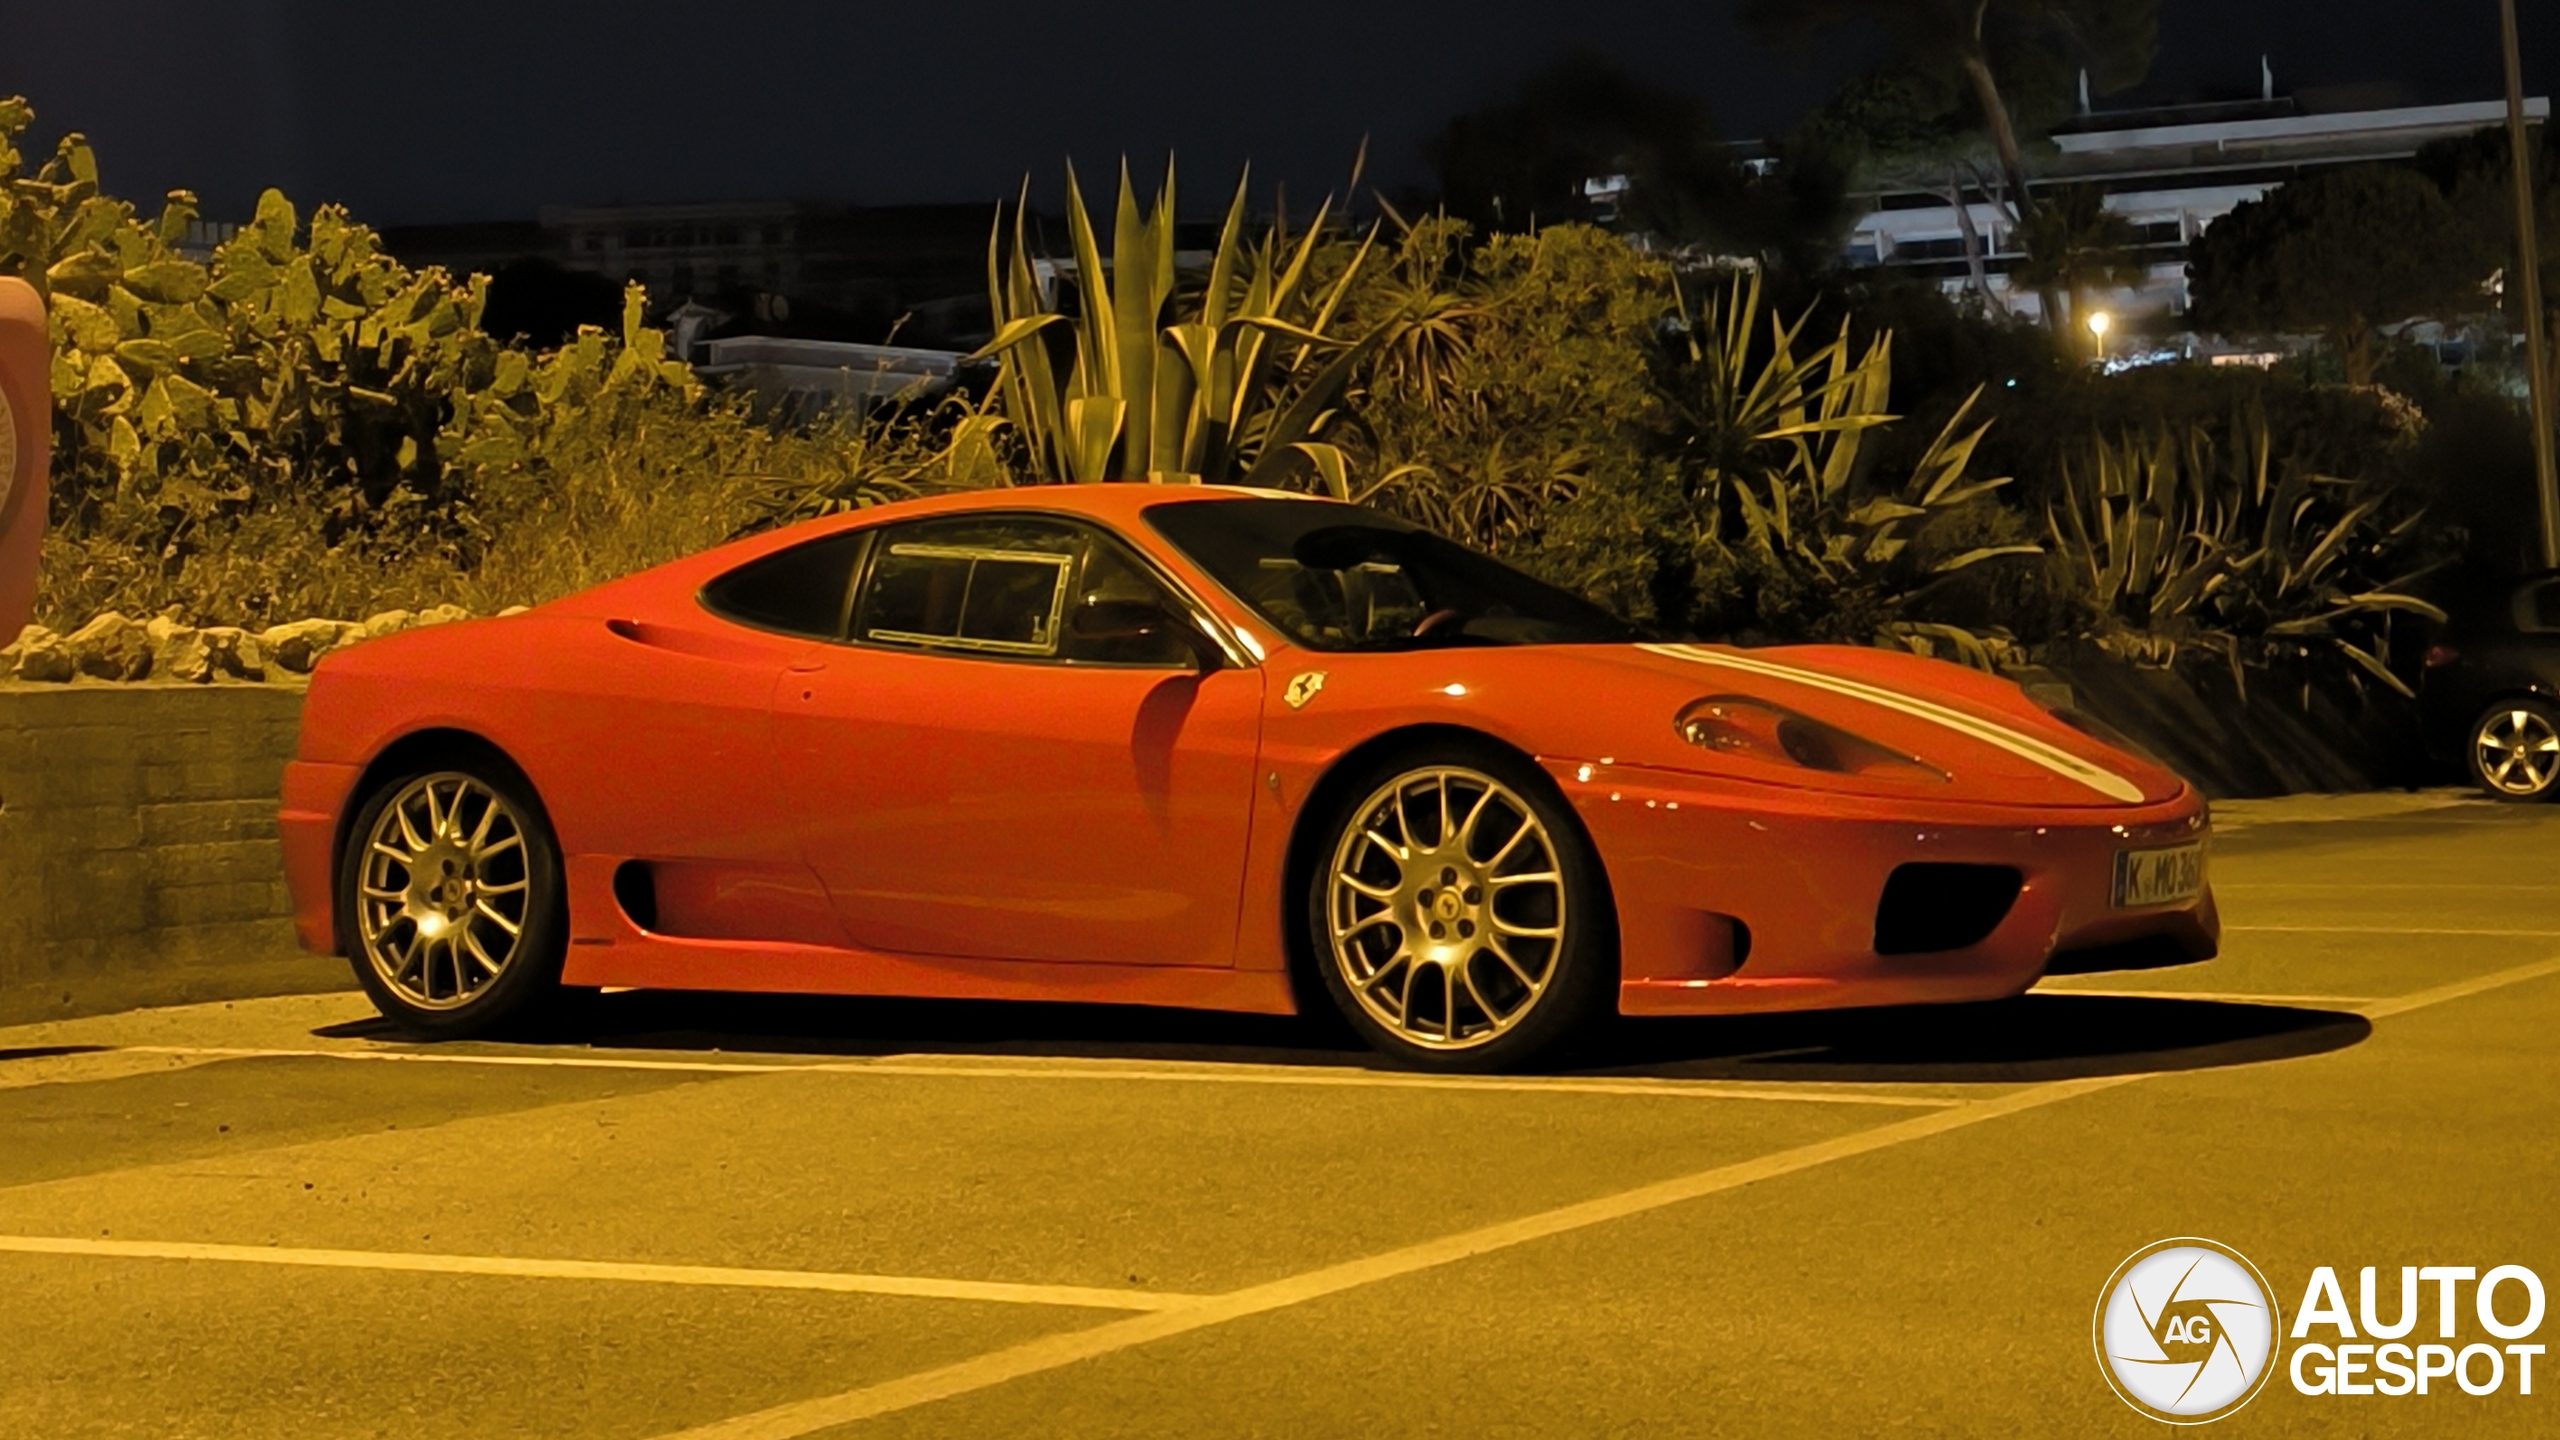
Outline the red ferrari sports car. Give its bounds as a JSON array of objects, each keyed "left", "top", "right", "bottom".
[{"left": 282, "top": 484, "right": 2217, "bottom": 1070}]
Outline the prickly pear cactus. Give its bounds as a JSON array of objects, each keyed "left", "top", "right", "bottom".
[{"left": 0, "top": 96, "right": 697, "bottom": 622}]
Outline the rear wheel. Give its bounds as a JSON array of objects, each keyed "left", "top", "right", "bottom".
[
  {"left": 1308, "top": 743, "right": 1613, "bottom": 1071},
  {"left": 339, "top": 765, "right": 567, "bottom": 1038},
  {"left": 2467, "top": 699, "right": 2560, "bottom": 801}
]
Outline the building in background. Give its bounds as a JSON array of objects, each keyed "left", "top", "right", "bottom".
[
  {"left": 382, "top": 200, "right": 1002, "bottom": 354},
  {"left": 1844, "top": 87, "right": 2550, "bottom": 335}
]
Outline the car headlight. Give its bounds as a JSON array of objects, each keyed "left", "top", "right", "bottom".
[{"left": 1675, "top": 696, "right": 1947, "bottom": 782}]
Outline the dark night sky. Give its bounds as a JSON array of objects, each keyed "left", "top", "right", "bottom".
[{"left": 2, "top": 1, "right": 2557, "bottom": 225}]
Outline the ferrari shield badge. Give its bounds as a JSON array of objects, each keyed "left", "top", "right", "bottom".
[{"left": 1285, "top": 670, "right": 1327, "bottom": 709}]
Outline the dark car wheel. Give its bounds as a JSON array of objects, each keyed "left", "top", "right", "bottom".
[
  {"left": 2467, "top": 699, "right": 2560, "bottom": 802},
  {"left": 339, "top": 764, "right": 569, "bottom": 1038},
  {"left": 1307, "top": 742, "right": 1615, "bottom": 1072}
]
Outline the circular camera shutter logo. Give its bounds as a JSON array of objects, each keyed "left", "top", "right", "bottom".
[{"left": 2094, "top": 1238, "right": 2280, "bottom": 1424}]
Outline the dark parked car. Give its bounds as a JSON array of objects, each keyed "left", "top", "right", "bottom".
[{"left": 2421, "top": 570, "right": 2560, "bottom": 799}]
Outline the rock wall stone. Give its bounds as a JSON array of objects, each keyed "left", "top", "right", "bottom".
[
  {"left": 0, "top": 681, "right": 348, "bottom": 1024},
  {"left": 1, "top": 604, "right": 473, "bottom": 686}
]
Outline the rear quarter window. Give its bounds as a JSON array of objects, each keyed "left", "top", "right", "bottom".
[{"left": 698, "top": 530, "right": 867, "bottom": 638}]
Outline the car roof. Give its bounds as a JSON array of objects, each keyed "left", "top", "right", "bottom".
[
  {"left": 859, "top": 482, "right": 1324, "bottom": 525},
  {"left": 598, "top": 482, "right": 1339, "bottom": 601}
]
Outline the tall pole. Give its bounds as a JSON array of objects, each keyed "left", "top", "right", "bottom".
[{"left": 2502, "top": 0, "right": 2560, "bottom": 569}]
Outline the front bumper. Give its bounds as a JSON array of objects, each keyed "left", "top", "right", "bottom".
[{"left": 1548, "top": 761, "right": 2217, "bottom": 1018}]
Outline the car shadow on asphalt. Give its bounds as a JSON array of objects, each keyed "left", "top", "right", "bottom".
[
  {"left": 313, "top": 989, "right": 2371, "bottom": 1086},
  {"left": 1586, "top": 994, "right": 2372, "bottom": 1085}
]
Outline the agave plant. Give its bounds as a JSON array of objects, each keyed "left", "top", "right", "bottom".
[
  {"left": 1676, "top": 270, "right": 2039, "bottom": 645},
  {"left": 1518, "top": 267, "right": 2038, "bottom": 662},
  {"left": 970, "top": 160, "right": 1389, "bottom": 490},
  {"left": 1344, "top": 212, "right": 1491, "bottom": 420},
  {"left": 2047, "top": 411, "right": 2446, "bottom": 695}
]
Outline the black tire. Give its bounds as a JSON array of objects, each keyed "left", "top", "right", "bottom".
[
  {"left": 337, "top": 760, "right": 569, "bottom": 1039},
  {"left": 1303, "top": 738, "right": 1615, "bottom": 1072},
  {"left": 2465, "top": 698, "right": 2560, "bottom": 802}
]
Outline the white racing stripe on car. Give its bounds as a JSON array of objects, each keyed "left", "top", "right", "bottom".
[
  {"left": 112, "top": 1046, "right": 1962, "bottom": 1107},
  {"left": 1637, "top": 643, "right": 2147, "bottom": 804}
]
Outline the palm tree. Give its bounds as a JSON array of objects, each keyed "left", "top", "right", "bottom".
[{"left": 2010, "top": 184, "right": 2150, "bottom": 352}]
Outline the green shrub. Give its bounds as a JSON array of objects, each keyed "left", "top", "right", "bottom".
[
  {"left": 0, "top": 97, "right": 945, "bottom": 628},
  {"left": 1333, "top": 218, "right": 1674, "bottom": 552},
  {"left": 1514, "top": 268, "right": 2041, "bottom": 656},
  {"left": 0, "top": 93, "right": 2482, "bottom": 734}
]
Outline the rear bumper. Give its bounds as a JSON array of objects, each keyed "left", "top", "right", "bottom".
[
  {"left": 280, "top": 759, "right": 362, "bottom": 956},
  {"left": 1549, "top": 761, "right": 2218, "bottom": 1018}
]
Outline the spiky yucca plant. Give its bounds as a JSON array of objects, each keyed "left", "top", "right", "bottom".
[
  {"left": 971, "top": 161, "right": 1388, "bottom": 490},
  {"left": 2047, "top": 411, "right": 2446, "bottom": 695}
]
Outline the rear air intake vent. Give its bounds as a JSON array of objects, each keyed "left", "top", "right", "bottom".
[{"left": 1873, "top": 864, "right": 2023, "bottom": 955}]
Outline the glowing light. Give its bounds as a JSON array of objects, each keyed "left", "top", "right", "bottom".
[{"left": 2086, "top": 309, "right": 2113, "bottom": 339}]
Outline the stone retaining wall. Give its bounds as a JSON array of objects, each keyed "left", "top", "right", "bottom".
[{"left": 0, "top": 682, "right": 348, "bottom": 1025}]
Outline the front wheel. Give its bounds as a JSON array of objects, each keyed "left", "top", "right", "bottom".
[
  {"left": 339, "top": 765, "right": 568, "bottom": 1038},
  {"left": 1308, "top": 744, "right": 1614, "bottom": 1071},
  {"left": 2467, "top": 699, "right": 2560, "bottom": 802}
]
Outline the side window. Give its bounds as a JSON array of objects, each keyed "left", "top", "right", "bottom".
[
  {"left": 1061, "top": 539, "right": 1200, "bottom": 667},
  {"left": 855, "top": 517, "right": 1080, "bottom": 657},
  {"left": 850, "top": 515, "right": 1201, "bottom": 667},
  {"left": 699, "top": 530, "right": 867, "bottom": 638},
  {"left": 2519, "top": 579, "right": 2560, "bottom": 633}
]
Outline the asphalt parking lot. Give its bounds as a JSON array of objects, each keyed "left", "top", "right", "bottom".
[{"left": 0, "top": 790, "right": 2552, "bottom": 1439}]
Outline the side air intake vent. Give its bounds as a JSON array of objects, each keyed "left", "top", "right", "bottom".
[
  {"left": 1873, "top": 863, "right": 2022, "bottom": 955},
  {"left": 612, "top": 860, "right": 659, "bottom": 933}
]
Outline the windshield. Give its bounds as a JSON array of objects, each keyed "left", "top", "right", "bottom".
[{"left": 1144, "top": 497, "right": 1634, "bottom": 652}]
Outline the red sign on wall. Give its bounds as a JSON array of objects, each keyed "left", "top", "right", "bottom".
[{"left": 0, "top": 278, "right": 46, "bottom": 642}]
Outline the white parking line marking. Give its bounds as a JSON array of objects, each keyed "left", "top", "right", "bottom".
[
  {"left": 661, "top": 1077, "right": 2148, "bottom": 1440},
  {"left": 2226, "top": 925, "right": 2560, "bottom": 937},
  {"left": 0, "top": 1235, "right": 1202, "bottom": 1311},
  {"left": 115, "top": 1046, "right": 1963, "bottom": 1108},
  {"left": 2214, "top": 882, "right": 2555, "bottom": 891},
  {"left": 649, "top": 952, "right": 2560, "bottom": 1440},
  {"left": 2355, "top": 956, "right": 2560, "bottom": 1018}
]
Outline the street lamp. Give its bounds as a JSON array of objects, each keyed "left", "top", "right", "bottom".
[
  {"left": 2501, "top": 0, "right": 2560, "bottom": 569},
  {"left": 2085, "top": 309, "right": 2112, "bottom": 340}
]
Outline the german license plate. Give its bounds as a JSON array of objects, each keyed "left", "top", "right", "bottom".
[{"left": 2114, "top": 842, "right": 2205, "bottom": 909}]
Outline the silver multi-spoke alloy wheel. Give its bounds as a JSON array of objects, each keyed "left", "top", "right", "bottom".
[
  {"left": 2473, "top": 704, "right": 2560, "bottom": 799},
  {"left": 354, "top": 772, "right": 535, "bottom": 1010},
  {"left": 1325, "top": 765, "right": 1571, "bottom": 1052}
]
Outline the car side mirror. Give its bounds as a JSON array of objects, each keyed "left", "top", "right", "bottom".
[{"left": 1068, "top": 597, "right": 1224, "bottom": 672}]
